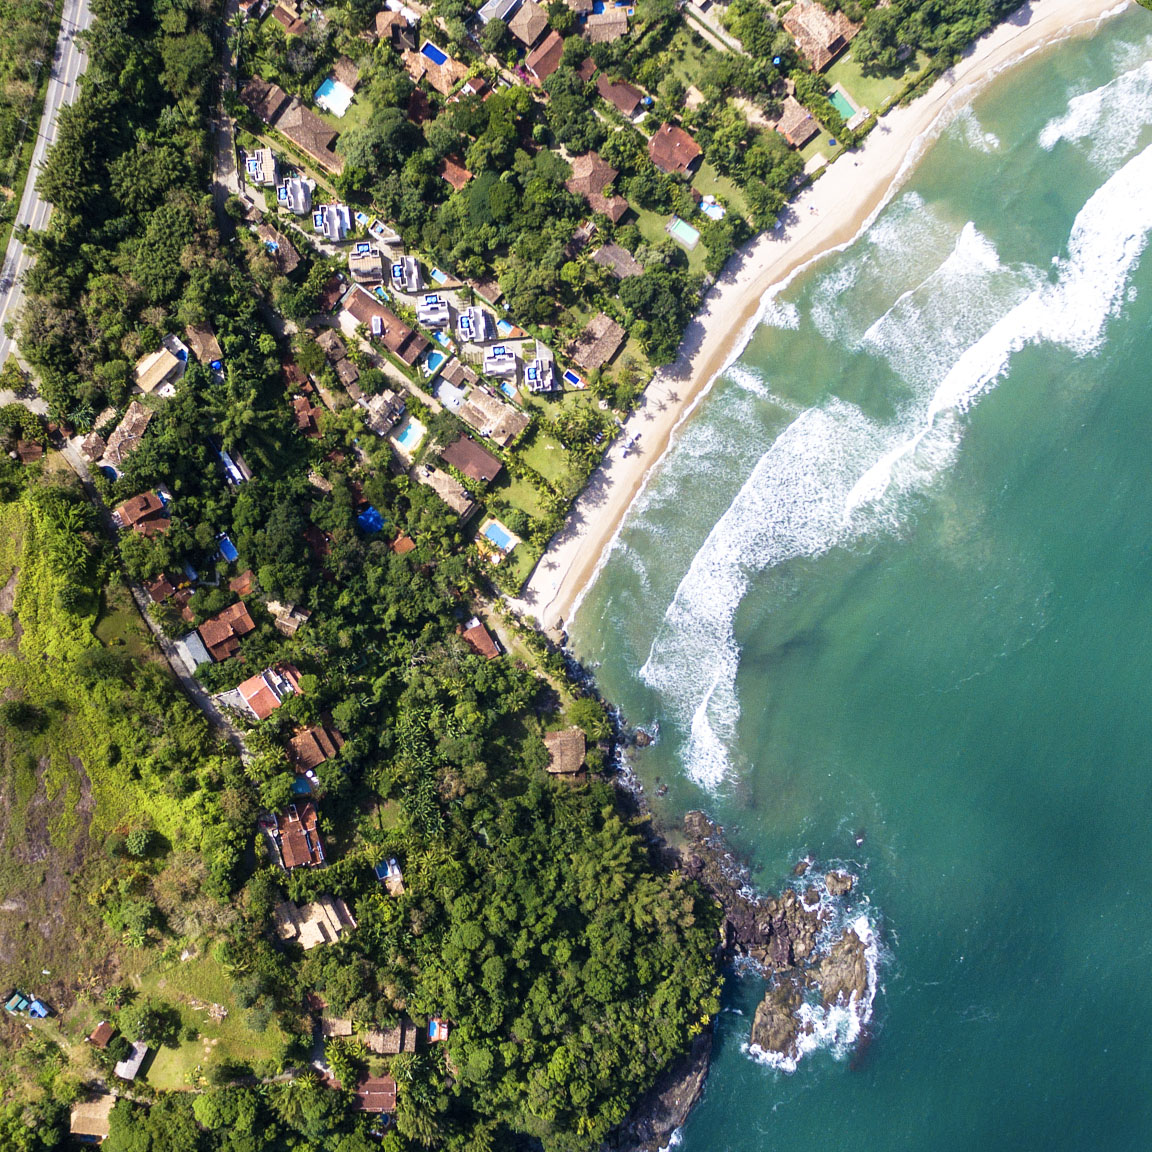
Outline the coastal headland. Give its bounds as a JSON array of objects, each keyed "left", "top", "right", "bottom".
[{"left": 514, "top": 0, "right": 1131, "bottom": 634}]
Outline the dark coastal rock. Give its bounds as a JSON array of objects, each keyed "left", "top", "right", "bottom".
[
  {"left": 750, "top": 979, "right": 803, "bottom": 1057},
  {"left": 634, "top": 729, "right": 652, "bottom": 748},
  {"left": 814, "top": 925, "right": 869, "bottom": 1008},
  {"left": 825, "top": 870, "right": 854, "bottom": 897},
  {"left": 602, "top": 1028, "right": 713, "bottom": 1152}
]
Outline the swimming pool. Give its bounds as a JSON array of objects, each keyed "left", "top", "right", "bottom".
[
  {"left": 421, "top": 41, "right": 448, "bottom": 66},
  {"left": 563, "top": 368, "right": 587, "bottom": 389},
  {"left": 392, "top": 417, "right": 426, "bottom": 454},
  {"left": 829, "top": 88, "right": 856, "bottom": 120},
  {"left": 433, "top": 330, "right": 451, "bottom": 348},
  {"left": 315, "top": 77, "right": 354, "bottom": 117},
  {"left": 500, "top": 381, "right": 517, "bottom": 399},
  {"left": 422, "top": 349, "right": 447, "bottom": 376},
  {"left": 483, "top": 521, "right": 515, "bottom": 551},
  {"left": 496, "top": 318, "right": 515, "bottom": 337},
  {"left": 667, "top": 215, "right": 701, "bottom": 249},
  {"left": 430, "top": 267, "right": 448, "bottom": 284}
]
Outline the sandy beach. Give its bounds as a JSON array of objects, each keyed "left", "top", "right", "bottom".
[{"left": 513, "top": 0, "right": 1131, "bottom": 632}]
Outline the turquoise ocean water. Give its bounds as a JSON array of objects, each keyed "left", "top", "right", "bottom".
[{"left": 570, "top": 9, "right": 1152, "bottom": 1150}]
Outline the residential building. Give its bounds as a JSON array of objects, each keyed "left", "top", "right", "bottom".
[
  {"left": 133, "top": 347, "right": 183, "bottom": 394},
  {"left": 240, "top": 77, "right": 345, "bottom": 173},
  {"left": 335, "top": 358, "right": 360, "bottom": 389},
  {"left": 584, "top": 7, "right": 628, "bottom": 42},
  {"left": 440, "top": 358, "right": 478, "bottom": 389},
  {"left": 197, "top": 602, "right": 256, "bottom": 662},
  {"left": 482, "top": 343, "right": 518, "bottom": 377},
  {"left": 775, "top": 95, "right": 819, "bottom": 148},
  {"left": 416, "top": 465, "right": 476, "bottom": 519},
  {"left": 457, "top": 389, "right": 530, "bottom": 447},
  {"left": 332, "top": 55, "right": 360, "bottom": 89},
  {"left": 293, "top": 394, "right": 324, "bottom": 437},
  {"left": 402, "top": 45, "right": 469, "bottom": 96},
  {"left": 244, "top": 146, "right": 277, "bottom": 186},
  {"left": 442, "top": 435, "right": 503, "bottom": 484},
  {"left": 101, "top": 402, "right": 153, "bottom": 469},
  {"left": 525, "top": 29, "right": 564, "bottom": 85},
  {"left": 184, "top": 323, "right": 224, "bottom": 366},
  {"left": 277, "top": 800, "right": 324, "bottom": 868},
  {"left": 456, "top": 305, "right": 492, "bottom": 344},
  {"left": 87, "top": 1021, "right": 116, "bottom": 1049},
  {"left": 114, "top": 1041, "right": 149, "bottom": 1082},
  {"left": 270, "top": 4, "right": 307, "bottom": 35},
  {"left": 312, "top": 202, "right": 352, "bottom": 241},
  {"left": 592, "top": 242, "right": 643, "bottom": 278},
  {"left": 648, "top": 123, "right": 702, "bottom": 175},
  {"left": 343, "top": 286, "right": 430, "bottom": 365},
  {"left": 462, "top": 616, "right": 500, "bottom": 659},
  {"left": 277, "top": 175, "right": 312, "bottom": 215},
  {"left": 353, "top": 1077, "right": 398, "bottom": 1114},
  {"left": 478, "top": 0, "right": 520, "bottom": 23},
  {"left": 274, "top": 896, "right": 355, "bottom": 948},
  {"left": 237, "top": 665, "right": 300, "bottom": 721},
  {"left": 508, "top": 0, "right": 549, "bottom": 47},
  {"left": 315, "top": 326, "right": 347, "bottom": 361},
  {"left": 596, "top": 74, "right": 643, "bottom": 117},
  {"left": 360, "top": 389, "right": 406, "bottom": 435},
  {"left": 365, "top": 1018, "right": 418, "bottom": 1054},
  {"left": 565, "top": 152, "right": 628, "bottom": 223},
  {"left": 348, "top": 241, "right": 385, "bottom": 283},
  {"left": 524, "top": 356, "right": 556, "bottom": 392},
  {"left": 567, "top": 311, "right": 626, "bottom": 372},
  {"left": 288, "top": 723, "right": 344, "bottom": 771},
  {"left": 255, "top": 223, "right": 301, "bottom": 273},
  {"left": 417, "top": 292, "right": 451, "bottom": 328},
  {"left": 390, "top": 254, "right": 423, "bottom": 293},
  {"left": 375, "top": 8, "right": 417, "bottom": 51},
  {"left": 439, "top": 156, "right": 473, "bottom": 190},
  {"left": 71, "top": 1095, "right": 115, "bottom": 1144},
  {"left": 544, "top": 727, "right": 586, "bottom": 774},
  {"left": 783, "top": 0, "right": 861, "bottom": 71},
  {"left": 113, "top": 493, "right": 169, "bottom": 536},
  {"left": 266, "top": 600, "right": 312, "bottom": 635}
]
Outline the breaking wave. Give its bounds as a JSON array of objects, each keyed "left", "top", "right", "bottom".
[
  {"left": 1039, "top": 56, "right": 1152, "bottom": 169},
  {"left": 642, "top": 143, "right": 1152, "bottom": 790},
  {"left": 951, "top": 106, "right": 1000, "bottom": 153}
]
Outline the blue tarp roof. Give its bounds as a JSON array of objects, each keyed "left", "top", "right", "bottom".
[
  {"left": 357, "top": 506, "right": 384, "bottom": 534},
  {"left": 217, "top": 535, "right": 239, "bottom": 563}
]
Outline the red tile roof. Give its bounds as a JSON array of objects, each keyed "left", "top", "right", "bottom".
[
  {"left": 198, "top": 602, "right": 256, "bottom": 662},
  {"left": 439, "top": 156, "right": 473, "bottom": 190},
  {"left": 648, "top": 123, "right": 702, "bottom": 174},
  {"left": 441, "top": 436, "right": 503, "bottom": 484},
  {"left": 352, "top": 1076, "right": 397, "bottom": 1113},
  {"left": 462, "top": 621, "right": 500, "bottom": 660},
  {"left": 287, "top": 724, "right": 344, "bottom": 771},
  {"left": 525, "top": 29, "right": 565, "bottom": 85},
  {"left": 596, "top": 74, "right": 643, "bottom": 117}
]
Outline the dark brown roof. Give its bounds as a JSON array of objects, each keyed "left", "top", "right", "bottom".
[
  {"left": 185, "top": 324, "right": 223, "bottom": 364},
  {"left": 198, "top": 602, "right": 256, "bottom": 662},
  {"left": 365, "top": 1018, "right": 418, "bottom": 1054},
  {"left": 315, "top": 327, "right": 347, "bottom": 361},
  {"left": 88, "top": 1021, "right": 115, "bottom": 1049},
  {"left": 566, "top": 153, "right": 629, "bottom": 222},
  {"left": 525, "top": 29, "right": 564, "bottom": 84},
  {"left": 144, "top": 574, "right": 176, "bottom": 603},
  {"left": 275, "top": 99, "right": 344, "bottom": 173},
  {"left": 509, "top": 0, "right": 550, "bottom": 46},
  {"left": 353, "top": 1076, "right": 397, "bottom": 1113},
  {"left": 318, "top": 274, "right": 348, "bottom": 312},
  {"left": 115, "top": 493, "right": 168, "bottom": 531},
  {"left": 648, "top": 123, "right": 701, "bottom": 174},
  {"left": 567, "top": 312, "right": 626, "bottom": 372},
  {"left": 441, "top": 436, "right": 503, "bottom": 484},
  {"left": 279, "top": 800, "right": 322, "bottom": 868},
  {"left": 334, "top": 358, "right": 360, "bottom": 387},
  {"left": 440, "top": 357, "right": 479, "bottom": 389},
  {"left": 288, "top": 724, "right": 344, "bottom": 771},
  {"left": 270, "top": 4, "right": 308, "bottom": 35},
  {"left": 576, "top": 57, "right": 597, "bottom": 82},
  {"left": 343, "top": 287, "right": 429, "bottom": 366},
  {"left": 775, "top": 95, "right": 818, "bottom": 148},
  {"left": 584, "top": 7, "right": 628, "bottom": 41},
  {"left": 462, "top": 620, "right": 500, "bottom": 660},
  {"left": 592, "top": 243, "right": 643, "bottom": 278},
  {"left": 256, "top": 223, "right": 301, "bottom": 274},
  {"left": 596, "top": 74, "right": 643, "bottom": 117},
  {"left": 230, "top": 570, "right": 256, "bottom": 596},
  {"left": 544, "top": 727, "right": 586, "bottom": 773},
  {"left": 407, "top": 87, "right": 434, "bottom": 125},
  {"left": 15, "top": 440, "right": 44, "bottom": 463},
  {"left": 782, "top": 0, "right": 860, "bottom": 71},
  {"left": 439, "top": 156, "right": 473, "bottom": 190},
  {"left": 240, "top": 76, "right": 293, "bottom": 124},
  {"left": 391, "top": 534, "right": 417, "bottom": 555},
  {"left": 332, "top": 56, "right": 359, "bottom": 90}
]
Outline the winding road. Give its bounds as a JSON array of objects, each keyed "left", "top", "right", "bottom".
[{"left": 0, "top": 0, "right": 93, "bottom": 394}]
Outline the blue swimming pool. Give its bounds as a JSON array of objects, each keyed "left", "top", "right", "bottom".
[
  {"left": 430, "top": 267, "right": 448, "bottom": 284},
  {"left": 563, "top": 368, "right": 584, "bottom": 388},
  {"left": 500, "top": 382, "right": 516, "bottom": 399},
  {"left": 394, "top": 419, "right": 425, "bottom": 452},
  {"left": 483, "top": 521, "right": 515, "bottom": 550},
  {"left": 292, "top": 775, "right": 312, "bottom": 795},
  {"left": 433, "top": 330, "right": 451, "bottom": 347},
  {"left": 421, "top": 41, "right": 448, "bottom": 66},
  {"left": 315, "top": 77, "right": 338, "bottom": 103},
  {"left": 496, "top": 318, "right": 514, "bottom": 337},
  {"left": 424, "top": 349, "right": 447, "bottom": 375}
]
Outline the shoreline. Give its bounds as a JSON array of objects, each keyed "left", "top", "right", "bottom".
[{"left": 512, "top": 0, "right": 1131, "bottom": 634}]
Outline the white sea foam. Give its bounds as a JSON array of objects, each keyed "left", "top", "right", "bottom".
[
  {"left": 658, "top": 1129, "right": 683, "bottom": 1151},
  {"left": 760, "top": 297, "right": 801, "bottom": 330},
  {"left": 1039, "top": 57, "right": 1152, "bottom": 169},
  {"left": 951, "top": 106, "right": 1000, "bottom": 153},
  {"left": 643, "top": 143, "right": 1152, "bottom": 791}
]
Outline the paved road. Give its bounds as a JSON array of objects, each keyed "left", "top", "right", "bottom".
[{"left": 0, "top": 0, "right": 93, "bottom": 376}]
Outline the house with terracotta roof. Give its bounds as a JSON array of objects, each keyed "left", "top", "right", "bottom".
[
  {"left": 462, "top": 617, "right": 500, "bottom": 659},
  {"left": 276, "top": 800, "right": 324, "bottom": 868},
  {"left": 596, "top": 74, "right": 643, "bottom": 117},
  {"left": 197, "top": 602, "right": 256, "bottom": 662},
  {"left": 525, "top": 29, "right": 564, "bottom": 85},
  {"left": 375, "top": 9, "right": 417, "bottom": 52},
  {"left": 288, "top": 723, "right": 344, "bottom": 771},
  {"left": 584, "top": 7, "right": 628, "bottom": 41},
  {"left": 237, "top": 665, "right": 300, "bottom": 721},
  {"left": 565, "top": 152, "right": 628, "bottom": 223},
  {"left": 113, "top": 493, "right": 169, "bottom": 536},
  {"left": 270, "top": 4, "right": 307, "bottom": 35},
  {"left": 457, "top": 389, "right": 530, "bottom": 447},
  {"left": 544, "top": 727, "right": 586, "bottom": 774},
  {"left": 442, "top": 436, "right": 503, "bottom": 485},
  {"left": 240, "top": 76, "right": 345, "bottom": 173},
  {"left": 133, "top": 348, "right": 183, "bottom": 395},
  {"left": 402, "top": 46, "right": 469, "bottom": 96},
  {"left": 353, "top": 1076, "right": 398, "bottom": 1113},
  {"left": 509, "top": 0, "right": 549, "bottom": 47},
  {"left": 439, "top": 156, "right": 473, "bottom": 190},
  {"left": 342, "top": 286, "right": 430, "bottom": 366},
  {"left": 783, "top": 0, "right": 861, "bottom": 71},
  {"left": 293, "top": 394, "right": 324, "bottom": 437},
  {"left": 648, "top": 123, "right": 701, "bottom": 175},
  {"left": 71, "top": 1094, "right": 116, "bottom": 1143},
  {"left": 775, "top": 95, "right": 819, "bottom": 148},
  {"left": 88, "top": 1021, "right": 116, "bottom": 1049},
  {"left": 417, "top": 465, "right": 477, "bottom": 519},
  {"left": 592, "top": 242, "right": 643, "bottom": 279},
  {"left": 567, "top": 312, "right": 626, "bottom": 373}
]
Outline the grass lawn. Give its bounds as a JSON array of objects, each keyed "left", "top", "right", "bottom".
[
  {"left": 825, "top": 50, "right": 928, "bottom": 115},
  {"left": 136, "top": 952, "right": 292, "bottom": 1090},
  {"left": 663, "top": 22, "right": 719, "bottom": 91},
  {"left": 692, "top": 159, "right": 748, "bottom": 217},
  {"left": 634, "top": 206, "right": 709, "bottom": 276},
  {"left": 496, "top": 472, "right": 547, "bottom": 519},
  {"left": 492, "top": 537, "right": 541, "bottom": 596},
  {"left": 94, "top": 582, "right": 155, "bottom": 661},
  {"left": 517, "top": 428, "right": 572, "bottom": 487}
]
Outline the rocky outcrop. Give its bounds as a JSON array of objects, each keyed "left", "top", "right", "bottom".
[{"left": 814, "top": 924, "right": 869, "bottom": 1008}]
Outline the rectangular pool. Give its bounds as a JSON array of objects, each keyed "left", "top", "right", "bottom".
[
  {"left": 421, "top": 41, "right": 449, "bottom": 66},
  {"left": 667, "top": 215, "right": 701, "bottom": 249},
  {"left": 483, "top": 521, "right": 515, "bottom": 550},
  {"left": 829, "top": 89, "right": 856, "bottom": 120},
  {"left": 392, "top": 417, "right": 426, "bottom": 454}
]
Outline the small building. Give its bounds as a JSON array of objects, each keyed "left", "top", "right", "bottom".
[
  {"left": 783, "top": 0, "right": 861, "bottom": 71},
  {"left": 230, "top": 569, "right": 256, "bottom": 596},
  {"left": 544, "top": 727, "right": 586, "bottom": 774},
  {"left": 416, "top": 465, "right": 476, "bottom": 519},
  {"left": 376, "top": 8, "right": 418, "bottom": 51},
  {"left": 245, "top": 146, "right": 277, "bottom": 186},
  {"left": 197, "top": 602, "right": 256, "bottom": 662},
  {"left": 348, "top": 241, "right": 385, "bottom": 283},
  {"left": 70, "top": 1094, "right": 116, "bottom": 1144},
  {"left": 133, "top": 348, "right": 183, "bottom": 395},
  {"left": 114, "top": 1040, "right": 149, "bottom": 1082},
  {"left": 335, "top": 358, "right": 360, "bottom": 389},
  {"left": 482, "top": 344, "right": 518, "bottom": 377},
  {"left": 266, "top": 600, "right": 312, "bottom": 636},
  {"left": 365, "top": 1017, "right": 417, "bottom": 1054},
  {"left": 319, "top": 272, "right": 350, "bottom": 312},
  {"left": 270, "top": 4, "right": 307, "bottom": 35},
  {"left": 596, "top": 74, "right": 643, "bottom": 118},
  {"left": 315, "top": 326, "right": 347, "bottom": 362},
  {"left": 79, "top": 431, "right": 107, "bottom": 462},
  {"left": 288, "top": 723, "right": 344, "bottom": 771},
  {"left": 353, "top": 1076, "right": 398, "bottom": 1114},
  {"left": 583, "top": 7, "right": 628, "bottom": 42},
  {"left": 185, "top": 324, "right": 224, "bottom": 366},
  {"left": 442, "top": 435, "right": 503, "bottom": 484},
  {"left": 391, "top": 255, "right": 423, "bottom": 294},
  {"left": 648, "top": 123, "right": 701, "bottom": 175},
  {"left": 332, "top": 55, "right": 360, "bottom": 90},
  {"left": 428, "top": 1017, "right": 450, "bottom": 1043},
  {"left": 417, "top": 293, "right": 451, "bottom": 328},
  {"left": 438, "top": 156, "right": 473, "bottom": 191},
  {"left": 360, "top": 389, "right": 406, "bottom": 435},
  {"left": 319, "top": 1015, "right": 354, "bottom": 1038},
  {"left": 440, "top": 358, "right": 478, "bottom": 389},
  {"left": 478, "top": 0, "right": 521, "bottom": 23},
  {"left": 274, "top": 895, "right": 356, "bottom": 949},
  {"left": 176, "top": 630, "right": 212, "bottom": 672},
  {"left": 592, "top": 243, "right": 643, "bottom": 279},
  {"left": 373, "top": 857, "right": 406, "bottom": 897},
  {"left": 565, "top": 152, "right": 628, "bottom": 223},
  {"left": 277, "top": 176, "right": 312, "bottom": 215},
  {"left": 524, "top": 357, "right": 556, "bottom": 393},
  {"left": 277, "top": 799, "right": 324, "bottom": 868},
  {"left": 238, "top": 665, "right": 300, "bottom": 721},
  {"left": 456, "top": 306, "right": 492, "bottom": 344},
  {"left": 88, "top": 1021, "right": 116, "bottom": 1050},
  {"left": 256, "top": 223, "right": 301, "bottom": 274},
  {"left": 457, "top": 389, "right": 530, "bottom": 447},
  {"left": 113, "top": 493, "right": 169, "bottom": 536},
  {"left": 462, "top": 616, "right": 500, "bottom": 660},
  {"left": 402, "top": 45, "right": 469, "bottom": 97},
  {"left": 525, "top": 29, "right": 564, "bottom": 85},
  {"left": 775, "top": 95, "right": 818, "bottom": 149},
  {"left": 567, "top": 312, "right": 626, "bottom": 373},
  {"left": 313, "top": 202, "right": 352, "bottom": 242},
  {"left": 293, "top": 394, "right": 324, "bottom": 437},
  {"left": 14, "top": 440, "right": 44, "bottom": 464},
  {"left": 508, "top": 0, "right": 549, "bottom": 48}
]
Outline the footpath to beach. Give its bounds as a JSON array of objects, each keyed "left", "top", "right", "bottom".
[{"left": 513, "top": 0, "right": 1131, "bottom": 633}]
